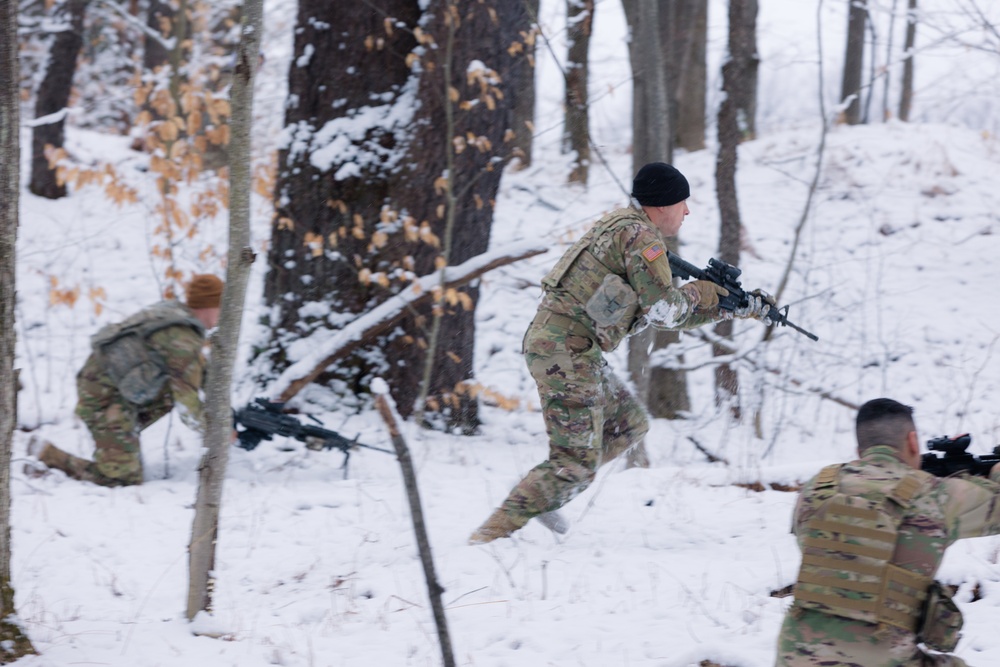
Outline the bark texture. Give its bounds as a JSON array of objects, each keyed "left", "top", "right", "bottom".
[
  {"left": 667, "top": 0, "right": 708, "bottom": 151},
  {"left": 0, "top": 0, "right": 39, "bottom": 658},
  {"left": 510, "top": 0, "right": 539, "bottom": 167},
  {"left": 622, "top": 0, "right": 691, "bottom": 418},
  {"left": 564, "top": 0, "right": 593, "bottom": 184},
  {"left": 898, "top": 0, "right": 917, "bottom": 122},
  {"left": 840, "top": 0, "right": 868, "bottom": 125},
  {"left": 29, "top": 0, "right": 89, "bottom": 199},
  {"left": 186, "top": 0, "right": 262, "bottom": 621},
  {"left": 264, "top": 1, "right": 530, "bottom": 431},
  {"left": 713, "top": 0, "right": 759, "bottom": 414}
]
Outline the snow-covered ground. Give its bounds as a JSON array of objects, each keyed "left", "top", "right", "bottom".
[{"left": 11, "top": 1, "right": 1000, "bottom": 665}]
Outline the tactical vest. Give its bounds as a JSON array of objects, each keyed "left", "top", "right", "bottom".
[
  {"left": 793, "top": 464, "right": 932, "bottom": 632},
  {"left": 90, "top": 301, "right": 205, "bottom": 406},
  {"left": 541, "top": 210, "right": 643, "bottom": 351}
]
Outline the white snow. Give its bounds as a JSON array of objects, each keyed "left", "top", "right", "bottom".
[{"left": 11, "top": 1, "right": 1000, "bottom": 666}]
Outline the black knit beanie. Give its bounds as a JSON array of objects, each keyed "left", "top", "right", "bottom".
[{"left": 630, "top": 162, "right": 690, "bottom": 207}]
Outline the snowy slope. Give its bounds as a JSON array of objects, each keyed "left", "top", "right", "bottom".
[{"left": 11, "top": 0, "right": 1000, "bottom": 666}]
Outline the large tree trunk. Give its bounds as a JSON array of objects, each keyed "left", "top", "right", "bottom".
[
  {"left": 0, "top": 0, "right": 39, "bottom": 658},
  {"left": 510, "top": 0, "right": 539, "bottom": 168},
  {"left": 713, "top": 0, "right": 759, "bottom": 416},
  {"left": 264, "top": 1, "right": 530, "bottom": 432},
  {"left": 623, "top": 0, "right": 691, "bottom": 419},
  {"left": 29, "top": 0, "right": 89, "bottom": 199},
  {"left": 898, "top": 0, "right": 917, "bottom": 122},
  {"left": 186, "top": 0, "right": 262, "bottom": 621},
  {"left": 840, "top": 0, "right": 868, "bottom": 125},
  {"left": 667, "top": 0, "right": 708, "bottom": 152},
  {"left": 564, "top": 0, "right": 593, "bottom": 184},
  {"left": 140, "top": 0, "right": 193, "bottom": 125}
]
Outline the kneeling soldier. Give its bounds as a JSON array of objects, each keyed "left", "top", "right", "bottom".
[
  {"left": 31, "top": 275, "right": 223, "bottom": 486},
  {"left": 776, "top": 397, "right": 1000, "bottom": 666}
]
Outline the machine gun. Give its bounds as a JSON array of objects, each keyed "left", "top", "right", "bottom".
[
  {"left": 921, "top": 434, "right": 1000, "bottom": 478},
  {"left": 233, "top": 398, "right": 393, "bottom": 478},
  {"left": 667, "top": 252, "right": 819, "bottom": 341}
]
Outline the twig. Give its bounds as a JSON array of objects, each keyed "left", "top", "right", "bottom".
[
  {"left": 762, "top": 0, "right": 833, "bottom": 345},
  {"left": 687, "top": 436, "right": 729, "bottom": 465},
  {"left": 373, "top": 384, "right": 455, "bottom": 667}
]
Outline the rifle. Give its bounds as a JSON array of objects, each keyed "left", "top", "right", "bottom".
[
  {"left": 666, "top": 252, "right": 819, "bottom": 341},
  {"left": 921, "top": 434, "right": 1000, "bottom": 478},
  {"left": 233, "top": 398, "right": 393, "bottom": 478}
]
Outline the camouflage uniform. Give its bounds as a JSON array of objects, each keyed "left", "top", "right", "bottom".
[
  {"left": 39, "top": 302, "right": 208, "bottom": 486},
  {"left": 491, "top": 207, "right": 721, "bottom": 529},
  {"left": 776, "top": 445, "right": 1000, "bottom": 666}
]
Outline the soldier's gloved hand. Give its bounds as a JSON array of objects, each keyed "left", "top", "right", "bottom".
[
  {"left": 681, "top": 280, "right": 729, "bottom": 310},
  {"left": 735, "top": 289, "right": 774, "bottom": 322}
]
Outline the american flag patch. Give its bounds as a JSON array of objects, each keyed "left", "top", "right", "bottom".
[{"left": 641, "top": 243, "right": 665, "bottom": 262}]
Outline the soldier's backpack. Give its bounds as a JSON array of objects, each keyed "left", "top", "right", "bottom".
[{"left": 90, "top": 301, "right": 205, "bottom": 406}]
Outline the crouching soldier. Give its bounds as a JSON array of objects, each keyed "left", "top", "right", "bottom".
[
  {"left": 776, "top": 397, "right": 1000, "bottom": 666},
  {"left": 30, "top": 274, "right": 223, "bottom": 486}
]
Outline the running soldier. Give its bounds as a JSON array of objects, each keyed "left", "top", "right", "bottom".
[{"left": 469, "top": 162, "right": 773, "bottom": 543}]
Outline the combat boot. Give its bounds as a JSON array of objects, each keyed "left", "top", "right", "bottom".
[
  {"left": 23, "top": 437, "right": 56, "bottom": 479},
  {"left": 625, "top": 441, "right": 650, "bottom": 469},
  {"left": 468, "top": 509, "right": 528, "bottom": 544},
  {"left": 536, "top": 510, "right": 569, "bottom": 534}
]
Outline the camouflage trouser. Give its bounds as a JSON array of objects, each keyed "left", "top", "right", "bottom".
[
  {"left": 46, "top": 354, "right": 173, "bottom": 486},
  {"left": 776, "top": 607, "right": 968, "bottom": 667},
  {"left": 498, "top": 322, "right": 649, "bottom": 521}
]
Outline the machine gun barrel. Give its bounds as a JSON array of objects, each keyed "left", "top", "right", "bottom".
[{"left": 233, "top": 398, "right": 393, "bottom": 478}]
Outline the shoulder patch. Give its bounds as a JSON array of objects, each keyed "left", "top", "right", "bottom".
[{"left": 641, "top": 242, "right": 665, "bottom": 263}]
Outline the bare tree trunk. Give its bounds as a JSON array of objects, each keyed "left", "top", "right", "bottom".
[
  {"left": 0, "top": 0, "right": 38, "bottom": 658},
  {"left": 669, "top": 0, "right": 708, "bottom": 151},
  {"left": 731, "top": 0, "right": 758, "bottom": 140},
  {"left": 143, "top": 0, "right": 174, "bottom": 72},
  {"left": 564, "top": 0, "right": 593, "bottom": 184},
  {"left": 898, "top": 0, "right": 917, "bottom": 121},
  {"left": 511, "top": 0, "right": 539, "bottom": 167},
  {"left": 186, "top": 0, "right": 262, "bottom": 621},
  {"left": 713, "top": 0, "right": 759, "bottom": 416},
  {"left": 840, "top": 0, "right": 868, "bottom": 125},
  {"left": 29, "top": 0, "right": 89, "bottom": 199},
  {"left": 623, "top": 0, "right": 690, "bottom": 419}
]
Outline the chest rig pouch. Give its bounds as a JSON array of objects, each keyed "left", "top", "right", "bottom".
[
  {"left": 794, "top": 464, "right": 933, "bottom": 633},
  {"left": 542, "top": 211, "right": 640, "bottom": 351}
]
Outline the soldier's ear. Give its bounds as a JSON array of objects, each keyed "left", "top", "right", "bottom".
[{"left": 905, "top": 431, "right": 921, "bottom": 468}]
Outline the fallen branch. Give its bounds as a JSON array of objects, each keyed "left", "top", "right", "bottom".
[
  {"left": 373, "top": 381, "right": 456, "bottom": 667},
  {"left": 270, "top": 239, "right": 547, "bottom": 403}
]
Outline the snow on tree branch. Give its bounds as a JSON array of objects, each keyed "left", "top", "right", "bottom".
[{"left": 269, "top": 239, "right": 548, "bottom": 403}]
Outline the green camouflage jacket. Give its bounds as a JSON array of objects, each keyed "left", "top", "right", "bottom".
[
  {"left": 777, "top": 445, "right": 1000, "bottom": 666},
  {"left": 88, "top": 303, "right": 208, "bottom": 433},
  {"left": 538, "top": 207, "right": 718, "bottom": 352},
  {"left": 146, "top": 323, "right": 207, "bottom": 432}
]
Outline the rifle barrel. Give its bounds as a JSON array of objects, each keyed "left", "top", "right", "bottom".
[{"left": 781, "top": 317, "right": 819, "bottom": 342}]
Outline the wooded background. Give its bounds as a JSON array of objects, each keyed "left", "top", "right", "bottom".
[{"left": 3, "top": 0, "right": 1000, "bottom": 656}]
